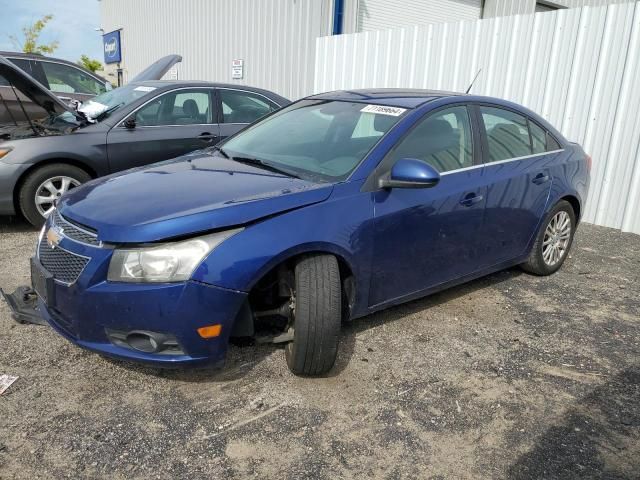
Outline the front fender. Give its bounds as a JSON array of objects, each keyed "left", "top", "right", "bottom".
[{"left": 191, "top": 182, "right": 374, "bottom": 313}]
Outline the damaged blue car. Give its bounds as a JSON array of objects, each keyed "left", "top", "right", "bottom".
[{"left": 5, "top": 88, "right": 590, "bottom": 376}]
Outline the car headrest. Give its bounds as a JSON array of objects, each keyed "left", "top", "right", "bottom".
[
  {"left": 490, "top": 123, "right": 521, "bottom": 138},
  {"left": 182, "top": 99, "right": 199, "bottom": 117}
]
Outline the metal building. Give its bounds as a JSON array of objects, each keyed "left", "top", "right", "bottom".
[{"left": 99, "top": 0, "right": 630, "bottom": 99}]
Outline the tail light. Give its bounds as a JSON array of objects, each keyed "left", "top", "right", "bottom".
[{"left": 585, "top": 155, "right": 592, "bottom": 172}]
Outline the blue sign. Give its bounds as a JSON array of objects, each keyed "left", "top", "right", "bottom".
[{"left": 103, "top": 30, "right": 121, "bottom": 64}]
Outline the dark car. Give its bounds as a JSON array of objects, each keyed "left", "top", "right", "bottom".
[
  {"left": 0, "top": 51, "right": 112, "bottom": 124},
  {"left": 9, "top": 89, "right": 590, "bottom": 376},
  {"left": 0, "top": 55, "right": 289, "bottom": 225}
]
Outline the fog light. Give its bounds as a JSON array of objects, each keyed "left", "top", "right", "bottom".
[
  {"left": 126, "top": 332, "right": 162, "bottom": 353},
  {"left": 105, "top": 328, "right": 185, "bottom": 355},
  {"left": 197, "top": 324, "right": 222, "bottom": 338}
]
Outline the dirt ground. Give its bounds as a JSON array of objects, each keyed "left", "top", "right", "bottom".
[{"left": 0, "top": 218, "right": 638, "bottom": 480}]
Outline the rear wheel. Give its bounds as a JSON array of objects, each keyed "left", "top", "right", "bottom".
[
  {"left": 18, "top": 164, "right": 91, "bottom": 227},
  {"left": 285, "top": 254, "right": 342, "bottom": 376},
  {"left": 521, "top": 200, "right": 576, "bottom": 276}
]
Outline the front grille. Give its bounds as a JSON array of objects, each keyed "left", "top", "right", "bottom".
[
  {"left": 51, "top": 210, "right": 100, "bottom": 246},
  {"left": 38, "top": 237, "right": 89, "bottom": 284}
]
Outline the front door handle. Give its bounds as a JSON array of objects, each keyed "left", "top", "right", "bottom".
[
  {"left": 532, "top": 173, "right": 550, "bottom": 185},
  {"left": 198, "top": 132, "right": 216, "bottom": 143},
  {"left": 459, "top": 193, "right": 484, "bottom": 207}
]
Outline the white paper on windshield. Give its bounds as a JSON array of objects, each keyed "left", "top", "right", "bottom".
[
  {"left": 134, "top": 86, "right": 156, "bottom": 92},
  {"left": 361, "top": 104, "right": 406, "bottom": 117},
  {"left": 78, "top": 100, "right": 109, "bottom": 119}
]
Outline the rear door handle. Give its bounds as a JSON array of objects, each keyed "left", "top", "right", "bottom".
[
  {"left": 459, "top": 193, "right": 484, "bottom": 207},
  {"left": 532, "top": 173, "right": 550, "bottom": 185}
]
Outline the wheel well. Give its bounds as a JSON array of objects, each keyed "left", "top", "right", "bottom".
[
  {"left": 12, "top": 159, "right": 97, "bottom": 213},
  {"left": 240, "top": 252, "right": 356, "bottom": 338},
  {"left": 560, "top": 195, "right": 581, "bottom": 222}
]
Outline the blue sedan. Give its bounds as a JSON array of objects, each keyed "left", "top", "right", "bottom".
[{"left": 24, "top": 89, "right": 590, "bottom": 375}]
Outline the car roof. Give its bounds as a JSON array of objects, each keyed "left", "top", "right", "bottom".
[
  {"left": 307, "top": 88, "right": 466, "bottom": 108},
  {"left": 130, "top": 80, "right": 290, "bottom": 102},
  {"left": 0, "top": 50, "right": 108, "bottom": 83}
]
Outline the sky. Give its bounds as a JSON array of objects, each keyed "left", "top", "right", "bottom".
[{"left": 0, "top": 0, "right": 103, "bottom": 63}]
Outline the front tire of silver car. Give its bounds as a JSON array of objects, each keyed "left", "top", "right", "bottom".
[
  {"left": 521, "top": 200, "right": 576, "bottom": 276},
  {"left": 18, "top": 163, "right": 91, "bottom": 227},
  {"left": 285, "top": 254, "right": 342, "bottom": 376}
]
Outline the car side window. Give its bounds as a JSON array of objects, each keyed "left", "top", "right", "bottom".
[
  {"left": 386, "top": 105, "right": 474, "bottom": 173},
  {"left": 135, "top": 89, "right": 213, "bottom": 126},
  {"left": 220, "top": 89, "right": 278, "bottom": 124},
  {"left": 529, "top": 120, "right": 547, "bottom": 154},
  {"left": 39, "top": 61, "right": 107, "bottom": 95},
  {"left": 480, "top": 106, "right": 532, "bottom": 162}
]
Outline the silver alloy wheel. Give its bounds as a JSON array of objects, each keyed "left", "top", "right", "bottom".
[
  {"left": 542, "top": 210, "right": 572, "bottom": 266},
  {"left": 34, "top": 176, "right": 81, "bottom": 218}
]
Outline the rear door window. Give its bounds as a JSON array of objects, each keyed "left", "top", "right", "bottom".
[
  {"left": 219, "top": 89, "right": 279, "bottom": 124},
  {"left": 480, "top": 106, "right": 531, "bottom": 162}
]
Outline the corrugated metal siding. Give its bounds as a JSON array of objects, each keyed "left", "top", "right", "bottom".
[
  {"left": 99, "top": 0, "right": 332, "bottom": 100},
  {"left": 357, "top": 0, "right": 482, "bottom": 31},
  {"left": 315, "top": 3, "right": 640, "bottom": 234},
  {"left": 483, "top": 0, "right": 634, "bottom": 18}
]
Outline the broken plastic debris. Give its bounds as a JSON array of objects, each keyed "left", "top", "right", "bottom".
[{"left": 0, "top": 375, "right": 18, "bottom": 395}]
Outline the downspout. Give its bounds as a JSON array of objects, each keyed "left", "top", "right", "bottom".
[{"left": 333, "top": 0, "right": 344, "bottom": 35}]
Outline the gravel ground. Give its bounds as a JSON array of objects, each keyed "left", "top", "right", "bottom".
[{"left": 0, "top": 218, "right": 638, "bottom": 479}]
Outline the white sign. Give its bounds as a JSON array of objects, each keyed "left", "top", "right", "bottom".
[
  {"left": 360, "top": 104, "right": 407, "bottom": 117},
  {"left": 232, "top": 59, "right": 244, "bottom": 79}
]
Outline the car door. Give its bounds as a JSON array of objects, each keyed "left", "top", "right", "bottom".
[
  {"left": 368, "top": 105, "right": 487, "bottom": 306},
  {"left": 106, "top": 87, "right": 220, "bottom": 173},
  {"left": 217, "top": 88, "right": 281, "bottom": 139},
  {"left": 474, "top": 105, "right": 555, "bottom": 266}
]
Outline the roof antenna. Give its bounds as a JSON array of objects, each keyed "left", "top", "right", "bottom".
[{"left": 465, "top": 69, "right": 482, "bottom": 94}]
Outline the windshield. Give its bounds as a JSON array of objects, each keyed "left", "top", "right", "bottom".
[
  {"left": 220, "top": 100, "right": 405, "bottom": 182},
  {"left": 76, "top": 83, "right": 157, "bottom": 120}
]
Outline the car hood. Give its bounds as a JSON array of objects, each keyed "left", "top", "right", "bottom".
[
  {"left": 129, "top": 54, "right": 182, "bottom": 82},
  {"left": 0, "top": 55, "right": 82, "bottom": 120},
  {"left": 58, "top": 151, "right": 333, "bottom": 243}
]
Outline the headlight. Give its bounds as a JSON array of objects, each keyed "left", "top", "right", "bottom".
[{"left": 107, "top": 229, "right": 242, "bottom": 283}]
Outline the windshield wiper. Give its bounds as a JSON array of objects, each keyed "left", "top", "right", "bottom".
[
  {"left": 211, "top": 145, "right": 230, "bottom": 159},
  {"left": 230, "top": 156, "right": 301, "bottom": 178}
]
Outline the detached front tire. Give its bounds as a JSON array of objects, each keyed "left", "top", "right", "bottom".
[
  {"left": 521, "top": 200, "right": 576, "bottom": 276},
  {"left": 18, "top": 163, "right": 91, "bottom": 227},
  {"left": 285, "top": 254, "right": 342, "bottom": 376}
]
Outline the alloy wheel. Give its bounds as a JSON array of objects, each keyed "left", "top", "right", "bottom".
[
  {"left": 34, "top": 176, "right": 81, "bottom": 217},
  {"left": 542, "top": 210, "right": 571, "bottom": 266}
]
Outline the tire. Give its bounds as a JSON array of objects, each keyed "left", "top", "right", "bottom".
[
  {"left": 521, "top": 200, "right": 576, "bottom": 276},
  {"left": 285, "top": 254, "right": 342, "bottom": 376},
  {"left": 18, "top": 164, "right": 91, "bottom": 227}
]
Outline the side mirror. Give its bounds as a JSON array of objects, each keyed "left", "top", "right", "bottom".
[
  {"left": 123, "top": 118, "right": 136, "bottom": 129},
  {"left": 378, "top": 158, "right": 440, "bottom": 189}
]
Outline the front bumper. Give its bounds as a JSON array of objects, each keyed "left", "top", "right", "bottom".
[
  {"left": 39, "top": 279, "right": 247, "bottom": 366},
  {"left": 22, "top": 219, "right": 248, "bottom": 367},
  {"left": 0, "top": 162, "right": 28, "bottom": 215}
]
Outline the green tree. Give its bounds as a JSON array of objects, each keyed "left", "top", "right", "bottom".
[
  {"left": 9, "top": 14, "right": 59, "bottom": 54},
  {"left": 78, "top": 55, "right": 103, "bottom": 73}
]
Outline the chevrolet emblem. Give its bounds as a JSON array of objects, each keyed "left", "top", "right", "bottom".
[{"left": 46, "top": 226, "right": 64, "bottom": 249}]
